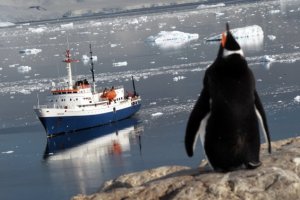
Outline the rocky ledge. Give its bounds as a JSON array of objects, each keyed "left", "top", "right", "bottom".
[{"left": 72, "top": 137, "right": 300, "bottom": 200}]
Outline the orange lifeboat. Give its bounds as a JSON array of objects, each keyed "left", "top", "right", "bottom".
[{"left": 101, "top": 87, "right": 116, "bottom": 101}]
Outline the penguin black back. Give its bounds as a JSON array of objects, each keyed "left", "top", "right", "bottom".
[{"left": 185, "top": 23, "right": 271, "bottom": 171}]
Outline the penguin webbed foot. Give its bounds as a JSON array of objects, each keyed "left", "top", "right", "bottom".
[{"left": 245, "top": 161, "right": 262, "bottom": 169}]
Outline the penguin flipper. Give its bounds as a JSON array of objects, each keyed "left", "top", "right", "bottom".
[
  {"left": 254, "top": 91, "right": 272, "bottom": 154},
  {"left": 185, "top": 87, "right": 210, "bottom": 157}
]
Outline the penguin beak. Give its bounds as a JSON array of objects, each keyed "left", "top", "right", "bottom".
[{"left": 221, "top": 32, "right": 227, "bottom": 48}]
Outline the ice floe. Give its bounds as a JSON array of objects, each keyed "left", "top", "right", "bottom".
[
  {"left": 267, "top": 35, "right": 276, "bottom": 40},
  {"left": 205, "top": 25, "right": 264, "bottom": 50},
  {"left": 19, "top": 48, "right": 42, "bottom": 55},
  {"left": 294, "top": 96, "right": 300, "bottom": 103},
  {"left": 17, "top": 66, "right": 32, "bottom": 73},
  {"left": 60, "top": 22, "right": 74, "bottom": 29},
  {"left": 151, "top": 112, "right": 163, "bottom": 117},
  {"left": 0, "top": 22, "right": 15, "bottom": 27},
  {"left": 82, "top": 55, "right": 98, "bottom": 64},
  {"left": 147, "top": 31, "right": 199, "bottom": 49},
  {"left": 112, "top": 61, "right": 128, "bottom": 67},
  {"left": 2, "top": 150, "right": 14, "bottom": 154},
  {"left": 28, "top": 27, "right": 47, "bottom": 33},
  {"left": 197, "top": 3, "right": 226, "bottom": 9},
  {"left": 173, "top": 76, "right": 186, "bottom": 82}
]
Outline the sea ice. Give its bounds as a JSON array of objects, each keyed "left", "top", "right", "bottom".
[
  {"left": 197, "top": 3, "right": 225, "bottom": 9},
  {"left": 173, "top": 76, "right": 186, "bottom": 82},
  {"left": 206, "top": 25, "right": 263, "bottom": 41},
  {"left": 82, "top": 55, "right": 98, "bottom": 64},
  {"left": 147, "top": 31, "right": 199, "bottom": 49},
  {"left": 19, "top": 48, "right": 42, "bottom": 55},
  {"left": 60, "top": 22, "right": 74, "bottom": 29},
  {"left": 267, "top": 35, "right": 276, "bottom": 40},
  {"left": 2, "top": 150, "right": 14, "bottom": 154},
  {"left": 28, "top": 27, "right": 47, "bottom": 33},
  {"left": 205, "top": 25, "right": 264, "bottom": 50},
  {"left": 294, "top": 96, "right": 300, "bottom": 103},
  {"left": 17, "top": 66, "right": 31, "bottom": 73},
  {"left": 151, "top": 112, "right": 163, "bottom": 117},
  {"left": 0, "top": 22, "right": 15, "bottom": 28},
  {"left": 112, "top": 61, "right": 128, "bottom": 67}
]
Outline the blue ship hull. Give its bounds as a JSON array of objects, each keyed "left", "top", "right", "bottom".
[{"left": 39, "top": 104, "right": 141, "bottom": 136}]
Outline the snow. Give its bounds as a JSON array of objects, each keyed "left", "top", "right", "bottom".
[
  {"left": 147, "top": 31, "right": 199, "bottom": 49},
  {"left": 112, "top": 61, "right": 128, "bottom": 67},
  {"left": 294, "top": 96, "right": 300, "bottom": 103},
  {"left": 19, "top": 48, "right": 42, "bottom": 55}
]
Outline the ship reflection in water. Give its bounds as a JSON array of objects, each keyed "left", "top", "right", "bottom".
[{"left": 43, "top": 117, "right": 143, "bottom": 160}]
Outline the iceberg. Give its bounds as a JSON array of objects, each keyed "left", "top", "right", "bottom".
[
  {"left": 205, "top": 25, "right": 264, "bottom": 50},
  {"left": 147, "top": 31, "right": 199, "bottom": 49},
  {"left": 19, "top": 48, "right": 42, "bottom": 55}
]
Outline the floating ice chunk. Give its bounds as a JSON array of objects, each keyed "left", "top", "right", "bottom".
[
  {"left": 17, "top": 66, "right": 31, "bottom": 73},
  {"left": 294, "top": 96, "right": 300, "bottom": 103},
  {"left": 49, "top": 37, "right": 57, "bottom": 40},
  {"left": 267, "top": 35, "right": 276, "bottom": 40},
  {"left": 151, "top": 112, "right": 163, "bottom": 117},
  {"left": 61, "top": 22, "right": 73, "bottom": 29},
  {"left": 82, "top": 55, "right": 98, "bottom": 64},
  {"left": 173, "top": 76, "right": 186, "bottom": 82},
  {"left": 19, "top": 48, "right": 42, "bottom": 55},
  {"left": 216, "top": 12, "right": 225, "bottom": 18},
  {"left": 9, "top": 64, "right": 19, "bottom": 68},
  {"left": 269, "top": 10, "right": 280, "bottom": 14},
  {"left": 110, "top": 44, "right": 118, "bottom": 48},
  {"left": 2, "top": 150, "right": 14, "bottom": 154},
  {"left": 197, "top": 3, "right": 225, "bottom": 9},
  {"left": 0, "top": 22, "right": 15, "bottom": 27},
  {"left": 261, "top": 55, "right": 276, "bottom": 63},
  {"left": 147, "top": 31, "right": 199, "bottom": 49},
  {"left": 112, "top": 61, "right": 128, "bottom": 67},
  {"left": 205, "top": 25, "right": 264, "bottom": 50},
  {"left": 28, "top": 27, "right": 47, "bottom": 33}
]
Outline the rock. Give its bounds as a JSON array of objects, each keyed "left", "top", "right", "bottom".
[{"left": 71, "top": 137, "right": 300, "bottom": 200}]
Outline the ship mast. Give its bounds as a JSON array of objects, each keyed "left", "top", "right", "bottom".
[
  {"left": 63, "top": 49, "right": 79, "bottom": 89},
  {"left": 89, "top": 44, "right": 96, "bottom": 93}
]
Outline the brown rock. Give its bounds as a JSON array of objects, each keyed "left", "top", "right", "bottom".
[{"left": 71, "top": 137, "right": 300, "bottom": 200}]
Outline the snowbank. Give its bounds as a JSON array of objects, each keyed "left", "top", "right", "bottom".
[
  {"left": 147, "top": 31, "right": 199, "bottom": 49},
  {"left": 19, "top": 48, "right": 42, "bottom": 55}
]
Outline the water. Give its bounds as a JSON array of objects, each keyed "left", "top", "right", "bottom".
[{"left": 0, "top": 0, "right": 300, "bottom": 199}]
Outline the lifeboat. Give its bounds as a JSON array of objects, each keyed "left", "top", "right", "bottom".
[{"left": 101, "top": 88, "right": 117, "bottom": 101}]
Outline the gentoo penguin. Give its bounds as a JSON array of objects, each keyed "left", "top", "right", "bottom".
[{"left": 185, "top": 23, "right": 271, "bottom": 171}]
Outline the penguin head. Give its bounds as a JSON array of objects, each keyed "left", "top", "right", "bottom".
[{"left": 220, "top": 23, "right": 244, "bottom": 58}]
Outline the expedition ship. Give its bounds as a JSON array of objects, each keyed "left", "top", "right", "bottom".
[{"left": 34, "top": 46, "right": 141, "bottom": 137}]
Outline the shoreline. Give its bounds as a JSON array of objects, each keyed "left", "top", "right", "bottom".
[{"left": 72, "top": 136, "right": 300, "bottom": 199}]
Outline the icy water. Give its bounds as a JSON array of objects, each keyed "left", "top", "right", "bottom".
[{"left": 0, "top": 0, "right": 300, "bottom": 199}]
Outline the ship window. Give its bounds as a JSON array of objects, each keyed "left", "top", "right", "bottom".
[{"left": 70, "top": 98, "right": 72, "bottom": 101}]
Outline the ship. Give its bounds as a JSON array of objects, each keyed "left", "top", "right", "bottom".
[{"left": 34, "top": 45, "right": 141, "bottom": 137}]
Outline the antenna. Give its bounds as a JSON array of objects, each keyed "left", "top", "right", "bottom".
[
  {"left": 131, "top": 76, "right": 137, "bottom": 96},
  {"left": 89, "top": 44, "right": 96, "bottom": 93}
]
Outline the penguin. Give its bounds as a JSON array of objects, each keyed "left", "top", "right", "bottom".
[{"left": 185, "top": 23, "right": 271, "bottom": 172}]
